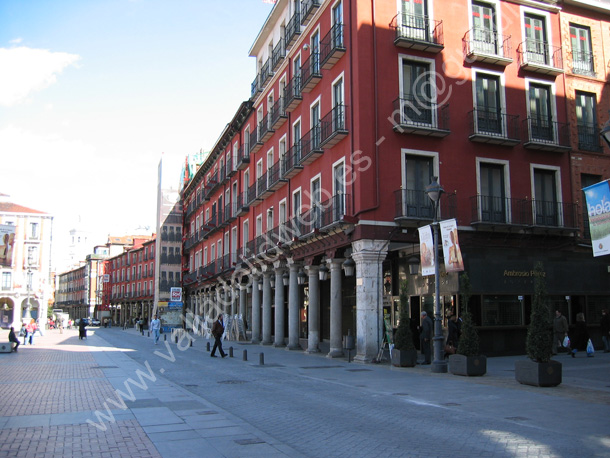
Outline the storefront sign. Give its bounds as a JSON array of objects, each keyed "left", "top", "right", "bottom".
[{"left": 583, "top": 180, "right": 610, "bottom": 257}]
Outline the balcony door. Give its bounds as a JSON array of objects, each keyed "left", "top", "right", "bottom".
[
  {"left": 402, "top": 60, "right": 432, "bottom": 125},
  {"left": 404, "top": 155, "right": 433, "bottom": 218},
  {"left": 472, "top": 1, "right": 497, "bottom": 55},
  {"left": 332, "top": 1, "right": 343, "bottom": 47},
  {"left": 311, "top": 30, "right": 320, "bottom": 74},
  {"left": 525, "top": 14, "right": 548, "bottom": 65},
  {"left": 333, "top": 161, "right": 345, "bottom": 220},
  {"left": 480, "top": 163, "right": 506, "bottom": 223},
  {"left": 576, "top": 91, "right": 597, "bottom": 150},
  {"left": 529, "top": 83, "right": 553, "bottom": 141},
  {"left": 311, "top": 102, "right": 321, "bottom": 148},
  {"left": 475, "top": 73, "right": 502, "bottom": 134},
  {"left": 311, "top": 177, "right": 322, "bottom": 229},
  {"left": 401, "top": 0, "right": 428, "bottom": 42},
  {"left": 534, "top": 169, "right": 558, "bottom": 226},
  {"left": 332, "top": 77, "right": 345, "bottom": 130},
  {"left": 570, "top": 24, "right": 593, "bottom": 75}
]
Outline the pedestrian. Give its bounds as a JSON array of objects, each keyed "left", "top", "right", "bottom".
[
  {"left": 419, "top": 311, "right": 433, "bottom": 365},
  {"left": 445, "top": 314, "right": 460, "bottom": 356},
  {"left": 150, "top": 314, "right": 161, "bottom": 345},
  {"left": 600, "top": 309, "right": 610, "bottom": 353},
  {"left": 58, "top": 317, "right": 63, "bottom": 334},
  {"left": 78, "top": 318, "right": 87, "bottom": 340},
  {"left": 553, "top": 310, "right": 569, "bottom": 354},
  {"left": 570, "top": 312, "right": 591, "bottom": 358},
  {"left": 210, "top": 314, "right": 227, "bottom": 358},
  {"left": 19, "top": 323, "right": 27, "bottom": 344},
  {"left": 25, "top": 319, "right": 36, "bottom": 345},
  {"left": 8, "top": 326, "right": 20, "bottom": 352}
]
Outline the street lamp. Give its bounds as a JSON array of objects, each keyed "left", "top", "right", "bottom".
[
  {"left": 600, "top": 112, "right": 610, "bottom": 149},
  {"left": 425, "top": 176, "right": 447, "bottom": 374}
]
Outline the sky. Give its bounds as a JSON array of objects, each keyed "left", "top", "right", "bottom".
[{"left": 0, "top": 0, "right": 275, "bottom": 270}]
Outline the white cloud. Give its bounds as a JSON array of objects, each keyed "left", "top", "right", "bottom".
[
  {"left": 9, "top": 38, "right": 23, "bottom": 44},
  {"left": 0, "top": 46, "right": 80, "bottom": 106}
]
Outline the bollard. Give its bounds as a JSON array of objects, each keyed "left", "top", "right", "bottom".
[
  {"left": 175, "top": 335, "right": 178, "bottom": 344},
  {"left": 243, "top": 349, "right": 248, "bottom": 361},
  {"left": 259, "top": 352, "right": 264, "bottom": 365},
  {"left": 147, "top": 331, "right": 150, "bottom": 337},
  {"left": 229, "top": 347, "right": 233, "bottom": 358},
  {"left": 164, "top": 333, "right": 167, "bottom": 341},
  {"left": 206, "top": 342, "right": 210, "bottom": 351},
  {"left": 190, "top": 339, "right": 193, "bottom": 347}
]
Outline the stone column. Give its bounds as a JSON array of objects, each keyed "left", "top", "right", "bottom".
[
  {"left": 287, "top": 260, "right": 302, "bottom": 350},
  {"left": 251, "top": 275, "right": 261, "bottom": 344},
  {"left": 328, "top": 258, "right": 345, "bottom": 358},
  {"left": 239, "top": 284, "right": 247, "bottom": 320},
  {"left": 261, "top": 266, "right": 273, "bottom": 345},
  {"left": 351, "top": 240, "right": 388, "bottom": 363},
  {"left": 306, "top": 265, "right": 320, "bottom": 353},
  {"left": 231, "top": 285, "right": 237, "bottom": 318},
  {"left": 274, "top": 261, "right": 287, "bottom": 347}
]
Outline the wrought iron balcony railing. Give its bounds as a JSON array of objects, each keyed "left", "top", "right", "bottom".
[
  {"left": 576, "top": 123, "right": 602, "bottom": 152},
  {"left": 469, "top": 108, "right": 520, "bottom": 145},
  {"left": 571, "top": 50, "right": 595, "bottom": 77},
  {"left": 392, "top": 96, "right": 450, "bottom": 136},
  {"left": 320, "top": 23, "right": 345, "bottom": 69},
  {"left": 517, "top": 40, "right": 564, "bottom": 75},
  {"left": 463, "top": 27, "right": 512, "bottom": 65},
  {"left": 523, "top": 117, "right": 571, "bottom": 152},
  {"left": 391, "top": 13, "right": 443, "bottom": 52}
]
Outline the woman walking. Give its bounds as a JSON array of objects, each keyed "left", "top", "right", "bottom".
[{"left": 570, "top": 313, "right": 591, "bottom": 358}]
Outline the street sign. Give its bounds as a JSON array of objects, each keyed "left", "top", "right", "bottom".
[{"left": 170, "top": 287, "right": 182, "bottom": 302}]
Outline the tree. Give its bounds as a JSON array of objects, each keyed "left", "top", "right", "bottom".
[
  {"left": 526, "top": 262, "right": 553, "bottom": 363},
  {"left": 457, "top": 272, "right": 480, "bottom": 356},
  {"left": 394, "top": 280, "right": 415, "bottom": 351}
]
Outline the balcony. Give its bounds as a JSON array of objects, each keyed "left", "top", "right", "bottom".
[
  {"left": 320, "top": 23, "right": 345, "bottom": 70},
  {"left": 247, "top": 182, "right": 258, "bottom": 205},
  {"left": 392, "top": 97, "right": 450, "bottom": 137},
  {"left": 272, "top": 40, "right": 286, "bottom": 71},
  {"left": 320, "top": 104, "right": 348, "bottom": 147},
  {"left": 319, "top": 193, "right": 353, "bottom": 229},
  {"left": 522, "top": 118, "right": 571, "bottom": 152},
  {"left": 260, "top": 58, "right": 273, "bottom": 88},
  {"left": 281, "top": 143, "right": 303, "bottom": 179},
  {"left": 259, "top": 112, "right": 275, "bottom": 142},
  {"left": 218, "top": 162, "right": 227, "bottom": 184},
  {"left": 576, "top": 124, "right": 602, "bottom": 152},
  {"left": 225, "top": 201, "right": 236, "bottom": 224},
  {"left": 203, "top": 214, "right": 218, "bottom": 235},
  {"left": 284, "top": 75, "right": 302, "bottom": 111},
  {"left": 235, "top": 192, "right": 249, "bottom": 217},
  {"left": 226, "top": 154, "right": 236, "bottom": 178},
  {"left": 463, "top": 28, "right": 512, "bottom": 66},
  {"left": 468, "top": 108, "right": 520, "bottom": 146},
  {"left": 301, "top": 0, "right": 320, "bottom": 26},
  {"left": 270, "top": 97, "right": 287, "bottom": 130},
  {"left": 251, "top": 74, "right": 261, "bottom": 98},
  {"left": 249, "top": 127, "right": 263, "bottom": 155},
  {"left": 571, "top": 50, "right": 596, "bottom": 77},
  {"left": 300, "top": 51, "right": 322, "bottom": 93},
  {"left": 394, "top": 189, "right": 456, "bottom": 223},
  {"left": 236, "top": 144, "right": 250, "bottom": 170},
  {"left": 267, "top": 160, "right": 286, "bottom": 192},
  {"left": 285, "top": 10, "right": 301, "bottom": 50},
  {"left": 257, "top": 170, "right": 272, "bottom": 200},
  {"left": 391, "top": 13, "right": 444, "bottom": 53},
  {"left": 517, "top": 40, "right": 564, "bottom": 76},
  {"left": 300, "top": 125, "right": 323, "bottom": 165}
]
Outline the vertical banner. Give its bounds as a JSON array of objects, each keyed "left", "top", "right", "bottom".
[
  {"left": 0, "top": 225, "right": 16, "bottom": 267},
  {"left": 418, "top": 225, "right": 435, "bottom": 277},
  {"left": 440, "top": 218, "right": 464, "bottom": 272},
  {"left": 584, "top": 180, "right": 610, "bottom": 257}
]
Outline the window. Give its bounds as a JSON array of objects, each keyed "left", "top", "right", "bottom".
[
  {"left": 524, "top": 13, "right": 549, "bottom": 65},
  {"left": 256, "top": 215, "right": 263, "bottom": 237},
  {"left": 403, "top": 154, "right": 434, "bottom": 218},
  {"left": 293, "top": 119, "right": 301, "bottom": 151},
  {"left": 311, "top": 101, "right": 321, "bottom": 148},
  {"left": 2, "top": 272, "right": 11, "bottom": 290},
  {"left": 575, "top": 91, "right": 599, "bottom": 152},
  {"left": 570, "top": 24, "right": 594, "bottom": 76},
  {"left": 479, "top": 162, "right": 506, "bottom": 223},
  {"left": 243, "top": 220, "right": 249, "bottom": 256},
  {"left": 267, "top": 207, "right": 274, "bottom": 232},
  {"left": 332, "top": 76, "right": 345, "bottom": 130},
  {"left": 311, "top": 176, "right": 322, "bottom": 228},
  {"left": 534, "top": 168, "right": 559, "bottom": 226},
  {"left": 475, "top": 72, "right": 502, "bottom": 134},
  {"left": 528, "top": 83, "right": 553, "bottom": 141},
  {"left": 332, "top": 1, "right": 344, "bottom": 47},
  {"left": 311, "top": 29, "right": 320, "bottom": 74},
  {"left": 29, "top": 222, "right": 39, "bottom": 239},
  {"left": 472, "top": 1, "right": 497, "bottom": 55},
  {"left": 293, "top": 189, "right": 302, "bottom": 217},
  {"left": 400, "top": 0, "right": 429, "bottom": 41},
  {"left": 401, "top": 59, "right": 432, "bottom": 125}
]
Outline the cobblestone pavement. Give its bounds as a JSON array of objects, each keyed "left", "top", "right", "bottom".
[{"left": 1, "top": 327, "right": 609, "bottom": 458}]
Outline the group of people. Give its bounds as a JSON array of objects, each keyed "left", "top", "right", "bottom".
[
  {"left": 554, "top": 309, "right": 610, "bottom": 357},
  {"left": 417, "top": 311, "right": 461, "bottom": 365}
]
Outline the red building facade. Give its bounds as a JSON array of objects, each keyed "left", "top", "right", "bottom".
[{"left": 182, "top": 0, "right": 610, "bottom": 359}]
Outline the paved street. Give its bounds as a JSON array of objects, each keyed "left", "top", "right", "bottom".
[{"left": 0, "top": 326, "right": 609, "bottom": 458}]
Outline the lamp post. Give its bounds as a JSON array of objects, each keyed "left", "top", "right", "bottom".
[
  {"left": 425, "top": 176, "right": 447, "bottom": 374},
  {"left": 600, "top": 112, "right": 610, "bottom": 149}
]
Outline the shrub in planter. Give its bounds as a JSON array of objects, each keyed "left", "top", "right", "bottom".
[
  {"left": 392, "top": 281, "right": 417, "bottom": 367},
  {"left": 515, "top": 262, "right": 562, "bottom": 387},
  {"left": 449, "top": 272, "right": 487, "bottom": 376}
]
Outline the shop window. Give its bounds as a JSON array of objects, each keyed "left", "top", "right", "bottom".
[{"left": 481, "top": 295, "right": 522, "bottom": 325}]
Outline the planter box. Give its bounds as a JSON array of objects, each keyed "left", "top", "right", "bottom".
[
  {"left": 392, "top": 348, "right": 418, "bottom": 367},
  {"left": 449, "top": 354, "right": 487, "bottom": 376},
  {"left": 515, "top": 359, "right": 562, "bottom": 387}
]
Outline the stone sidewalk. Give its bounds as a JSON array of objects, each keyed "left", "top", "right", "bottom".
[{"left": 0, "top": 328, "right": 302, "bottom": 458}]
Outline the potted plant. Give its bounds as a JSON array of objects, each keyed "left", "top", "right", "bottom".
[
  {"left": 392, "top": 281, "right": 417, "bottom": 367},
  {"left": 515, "top": 262, "right": 562, "bottom": 387},
  {"left": 449, "top": 272, "right": 487, "bottom": 376}
]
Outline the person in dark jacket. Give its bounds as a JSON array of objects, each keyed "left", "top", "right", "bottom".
[
  {"left": 210, "top": 314, "right": 227, "bottom": 358},
  {"left": 8, "top": 327, "right": 20, "bottom": 352},
  {"left": 446, "top": 315, "right": 460, "bottom": 354},
  {"left": 419, "top": 311, "right": 433, "bottom": 365},
  {"left": 570, "top": 312, "right": 591, "bottom": 358},
  {"left": 78, "top": 319, "right": 87, "bottom": 340},
  {"left": 600, "top": 309, "right": 610, "bottom": 353}
]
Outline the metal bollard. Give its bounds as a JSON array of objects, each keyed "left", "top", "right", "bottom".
[
  {"left": 243, "top": 349, "right": 248, "bottom": 361},
  {"left": 164, "top": 334, "right": 167, "bottom": 341},
  {"left": 190, "top": 339, "right": 193, "bottom": 347},
  {"left": 229, "top": 347, "right": 233, "bottom": 357},
  {"left": 206, "top": 342, "right": 210, "bottom": 351},
  {"left": 175, "top": 335, "right": 178, "bottom": 344},
  {"left": 259, "top": 353, "right": 264, "bottom": 365},
  {"left": 147, "top": 331, "right": 150, "bottom": 337}
]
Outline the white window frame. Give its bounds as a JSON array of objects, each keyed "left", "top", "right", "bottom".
[
  {"left": 524, "top": 77, "right": 559, "bottom": 143},
  {"left": 475, "top": 157, "right": 512, "bottom": 222}
]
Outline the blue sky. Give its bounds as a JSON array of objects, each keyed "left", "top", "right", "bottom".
[{"left": 0, "top": 0, "right": 274, "bottom": 269}]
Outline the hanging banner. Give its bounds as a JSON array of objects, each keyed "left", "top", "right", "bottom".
[
  {"left": 0, "top": 225, "right": 16, "bottom": 267},
  {"left": 418, "top": 225, "right": 435, "bottom": 277},
  {"left": 440, "top": 218, "right": 464, "bottom": 272},
  {"left": 583, "top": 180, "right": 610, "bottom": 257}
]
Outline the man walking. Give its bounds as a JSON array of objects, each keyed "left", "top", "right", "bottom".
[
  {"left": 210, "top": 314, "right": 227, "bottom": 358},
  {"left": 150, "top": 314, "right": 161, "bottom": 345},
  {"left": 553, "top": 310, "right": 569, "bottom": 354},
  {"left": 419, "top": 311, "right": 433, "bottom": 365}
]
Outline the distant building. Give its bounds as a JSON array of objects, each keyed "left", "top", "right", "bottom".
[{"left": 0, "top": 193, "right": 53, "bottom": 328}]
